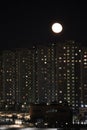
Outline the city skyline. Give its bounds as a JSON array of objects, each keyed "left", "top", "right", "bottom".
[{"left": 0, "top": 40, "right": 87, "bottom": 118}]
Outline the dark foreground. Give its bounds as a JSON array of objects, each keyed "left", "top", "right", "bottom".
[{"left": 0, "top": 125, "right": 87, "bottom": 130}]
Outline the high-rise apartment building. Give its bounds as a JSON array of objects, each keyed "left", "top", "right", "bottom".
[
  {"left": 35, "top": 45, "right": 57, "bottom": 103},
  {"left": 35, "top": 41, "right": 82, "bottom": 112},
  {"left": 80, "top": 48, "right": 87, "bottom": 108},
  {"left": 2, "top": 50, "right": 16, "bottom": 109},
  {"left": 0, "top": 49, "right": 36, "bottom": 110},
  {"left": 17, "top": 49, "right": 36, "bottom": 107},
  {"left": 55, "top": 41, "right": 82, "bottom": 113}
]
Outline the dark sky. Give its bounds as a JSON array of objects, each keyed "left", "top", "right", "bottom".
[{"left": 0, "top": 1, "right": 87, "bottom": 50}]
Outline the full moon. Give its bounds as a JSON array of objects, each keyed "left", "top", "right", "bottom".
[{"left": 52, "top": 22, "right": 63, "bottom": 33}]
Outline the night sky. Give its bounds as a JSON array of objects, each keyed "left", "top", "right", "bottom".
[{"left": 0, "top": 1, "right": 87, "bottom": 50}]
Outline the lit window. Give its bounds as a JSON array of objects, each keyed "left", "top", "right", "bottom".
[
  {"left": 84, "top": 62, "right": 87, "bottom": 65},
  {"left": 75, "top": 60, "right": 78, "bottom": 62},
  {"left": 44, "top": 77, "right": 47, "bottom": 80},
  {"left": 72, "top": 57, "right": 74, "bottom": 59},
  {"left": 64, "top": 60, "right": 66, "bottom": 62},
  {"left": 44, "top": 55, "right": 46, "bottom": 58},
  {"left": 44, "top": 58, "right": 47, "bottom": 61},
  {"left": 59, "top": 101, "right": 62, "bottom": 103},
  {"left": 59, "top": 57, "right": 62, "bottom": 59},
  {"left": 67, "top": 60, "right": 70, "bottom": 62},
  {"left": 72, "top": 63, "right": 74, "bottom": 65},
  {"left": 68, "top": 101, "right": 70, "bottom": 104},
  {"left": 67, "top": 50, "right": 70, "bottom": 52},
  {"left": 67, "top": 84, "right": 70, "bottom": 86},
  {"left": 44, "top": 61, "right": 47, "bottom": 64},
  {"left": 67, "top": 70, "right": 70, "bottom": 72},
  {"left": 64, "top": 97, "right": 66, "bottom": 100},
  {"left": 67, "top": 97, "right": 70, "bottom": 100},
  {"left": 9, "top": 79, "right": 12, "bottom": 81},
  {"left": 84, "top": 55, "right": 87, "bottom": 58},
  {"left": 63, "top": 47, "right": 66, "bottom": 49},
  {"left": 75, "top": 53, "right": 78, "bottom": 56},
  {"left": 84, "top": 84, "right": 87, "bottom": 86},
  {"left": 72, "top": 104, "right": 75, "bottom": 106},
  {"left": 26, "top": 81, "right": 28, "bottom": 84},
  {"left": 72, "top": 60, "right": 74, "bottom": 62},
  {"left": 79, "top": 50, "right": 81, "bottom": 52},
  {"left": 84, "top": 59, "right": 87, "bottom": 61},
  {"left": 22, "top": 60, "right": 25, "bottom": 63},
  {"left": 81, "top": 104, "right": 84, "bottom": 107},
  {"left": 59, "top": 67, "right": 62, "bottom": 69},
  {"left": 85, "top": 105, "right": 87, "bottom": 107},
  {"left": 59, "top": 91, "right": 62, "bottom": 93},
  {"left": 67, "top": 53, "right": 69, "bottom": 56},
  {"left": 72, "top": 77, "right": 74, "bottom": 79}
]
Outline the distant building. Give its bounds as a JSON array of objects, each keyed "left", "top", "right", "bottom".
[
  {"left": 34, "top": 41, "right": 82, "bottom": 113},
  {"left": 0, "top": 49, "right": 36, "bottom": 111},
  {"left": 55, "top": 41, "right": 81, "bottom": 112},
  {"left": 2, "top": 50, "right": 17, "bottom": 110},
  {"left": 80, "top": 47, "right": 87, "bottom": 108}
]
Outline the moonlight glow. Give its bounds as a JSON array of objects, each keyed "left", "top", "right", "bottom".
[{"left": 52, "top": 22, "right": 63, "bottom": 33}]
